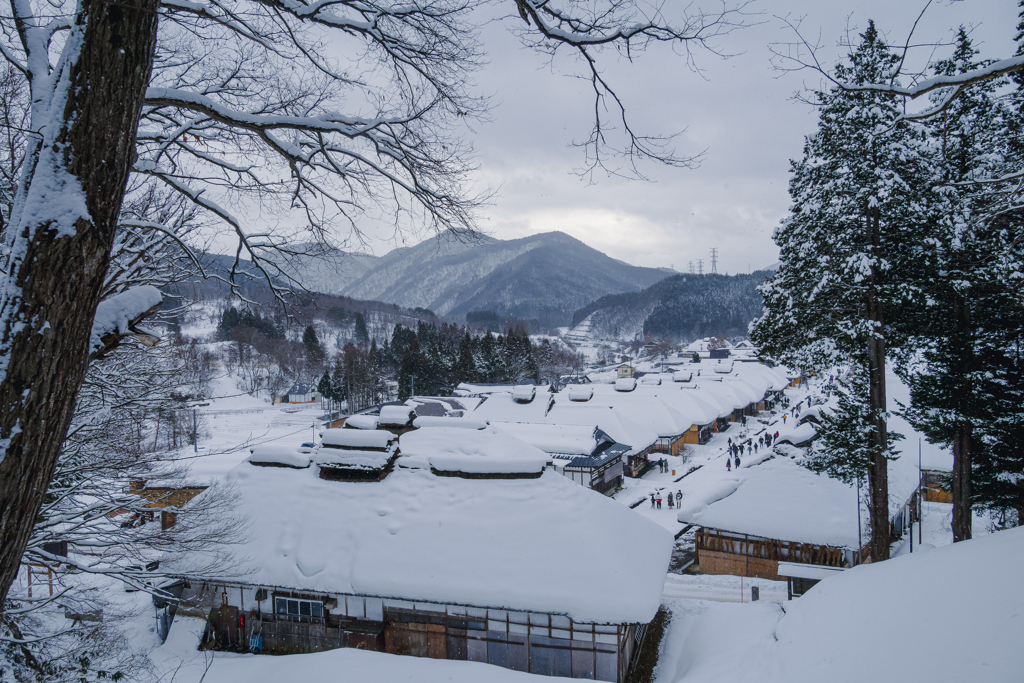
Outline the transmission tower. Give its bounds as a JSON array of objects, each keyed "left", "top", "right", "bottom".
[
  {"left": 709, "top": 248, "right": 719, "bottom": 275},
  {"left": 688, "top": 261, "right": 694, "bottom": 274},
  {"left": 696, "top": 259, "right": 704, "bottom": 275}
]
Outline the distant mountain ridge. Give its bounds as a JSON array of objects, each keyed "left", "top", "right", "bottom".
[
  {"left": 569, "top": 272, "right": 771, "bottom": 342},
  {"left": 332, "top": 231, "right": 672, "bottom": 328}
]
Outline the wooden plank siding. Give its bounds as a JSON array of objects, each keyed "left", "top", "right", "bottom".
[{"left": 696, "top": 528, "right": 846, "bottom": 581}]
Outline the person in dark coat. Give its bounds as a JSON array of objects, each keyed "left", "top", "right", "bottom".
[
  {"left": 651, "top": 493, "right": 656, "bottom": 508},
  {"left": 726, "top": 458, "right": 731, "bottom": 471},
  {"left": 735, "top": 455, "right": 741, "bottom": 468}
]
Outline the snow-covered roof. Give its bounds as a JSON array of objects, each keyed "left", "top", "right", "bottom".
[
  {"left": 398, "top": 425, "right": 549, "bottom": 475},
  {"left": 472, "top": 393, "right": 552, "bottom": 423},
  {"left": 201, "top": 463, "right": 672, "bottom": 623},
  {"left": 676, "top": 455, "right": 862, "bottom": 548},
  {"left": 585, "top": 390, "right": 695, "bottom": 438},
  {"left": 321, "top": 429, "right": 396, "bottom": 451},
  {"left": 452, "top": 382, "right": 536, "bottom": 397},
  {"left": 343, "top": 414, "right": 379, "bottom": 430},
  {"left": 544, "top": 404, "right": 655, "bottom": 456},
  {"left": 647, "top": 386, "right": 720, "bottom": 425},
  {"left": 413, "top": 416, "right": 488, "bottom": 430},
  {"left": 378, "top": 404, "right": 416, "bottom": 426},
  {"left": 512, "top": 384, "right": 537, "bottom": 402},
  {"left": 614, "top": 377, "right": 637, "bottom": 392},
  {"left": 567, "top": 385, "right": 593, "bottom": 402},
  {"left": 247, "top": 445, "right": 312, "bottom": 469},
  {"left": 673, "top": 371, "right": 693, "bottom": 383},
  {"left": 491, "top": 422, "right": 601, "bottom": 456}
]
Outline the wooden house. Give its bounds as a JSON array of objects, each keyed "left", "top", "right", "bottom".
[
  {"left": 127, "top": 480, "right": 207, "bottom": 530},
  {"left": 284, "top": 382, "right": 320, "bottom": 404},
  {"left": 616, "top": 364, "right": 635, "bottom": 379},
  {"left": 677, "top": 455, "right": 868, "bottom": 581},
  {"left": 177, "top": 426, "right": 672, "bottom": 682}
]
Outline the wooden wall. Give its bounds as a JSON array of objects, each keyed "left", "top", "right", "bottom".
[{"left": 699, "top": 549, "right": 779, "bottom": 581}]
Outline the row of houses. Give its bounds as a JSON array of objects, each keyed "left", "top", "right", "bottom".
[{"left": 338, "top": 360, "right": 788, "bottom": 496}]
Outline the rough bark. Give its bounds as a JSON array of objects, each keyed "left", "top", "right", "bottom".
[
  {"left": 950, "top": 297, "right": 973, "bottom": 543},
  {"left": 951, "top": 429, "right": 973, "bottom": 541},
  {"left": 0, "top": 0, "right": 160, "bottom": 605},
  {"left": 865, "top": 207, "right": 890, "bottom": 562}
]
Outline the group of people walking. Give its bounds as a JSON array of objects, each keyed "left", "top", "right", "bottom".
[{"left": 650, "top": 489, "right": 683, "bottom": 509}]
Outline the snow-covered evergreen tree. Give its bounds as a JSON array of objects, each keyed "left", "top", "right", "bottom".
[
  {"left": 895, "top": 28, "right": 1017, "bottom": 541},
  {"left": 751, "top": 21, "right": 928, "bottom": 561}
]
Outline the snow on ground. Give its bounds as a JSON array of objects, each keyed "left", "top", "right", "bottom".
[
  {"left": 152, "top": 617, "right": 576, "bottom": 683},
  {"left": 177, "top": 373, "right": 328, "bottom": 482},
  {"left": 655, "top": 526, "right": 1024, "bottom": 683}
]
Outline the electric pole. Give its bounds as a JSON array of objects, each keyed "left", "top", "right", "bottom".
[
  {"left": 697, "top": 259, "right": 703, "bottom": 275},
  {"left": 709, "top": 248, "right": 718, "bottom": 275},
  {"left": 688, "top": 261, "right": 694, "bottom": 274}
]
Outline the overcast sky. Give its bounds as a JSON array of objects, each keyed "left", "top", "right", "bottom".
[{"left": 355, "top": 0, "right": 1017, "bottom": 274}]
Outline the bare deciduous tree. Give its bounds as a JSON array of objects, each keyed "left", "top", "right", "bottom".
[{"left": 0, "top": 0, "right": 752, "bottom": 607}]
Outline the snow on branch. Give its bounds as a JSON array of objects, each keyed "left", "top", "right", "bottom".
[{"left": 89, "top": 286, "right": 163, "bottom": 360}]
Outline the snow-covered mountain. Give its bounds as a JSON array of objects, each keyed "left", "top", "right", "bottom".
[{"left": 337, "top": 231, "right": 672, "bottom": 327}]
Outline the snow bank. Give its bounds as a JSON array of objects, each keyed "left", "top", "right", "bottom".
[
  {"left": 160, "top": 642, "right": 578, "bottom": 683},
  {"left": 660, "top": 527, "right": 1024, "bottom": 683},
  {"left": 195, "top": 463, "right": 672, "bottom": 624}
]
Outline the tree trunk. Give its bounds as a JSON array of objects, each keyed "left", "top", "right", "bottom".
[
  {"left": 0, "top": 0, "right": 160, "bottom": 605},
  {"left": 950, "top": 297, "right": 973, "bottom": 543},
  {"left": 865, "top": 208, "right": 890, "bottom": 562},
  {"left": 951, "top": 429, "right": 973, "bottom": 542}
]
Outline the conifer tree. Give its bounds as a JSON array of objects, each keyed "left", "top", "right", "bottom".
[
  {"left": 895, "top": 29, "right": 1014, "bottom": 541},
  {"left": 317, "top": 370, "right": 333, "bottom": 408},
  {"left": 454, "top": 332, "right": 478, "bottom": 385},
  {"left": 353, "top": 312, "right": 369, "bottom": 343},
  {"left": 751, "top": 21, "right": 927, "bottom": 561}
]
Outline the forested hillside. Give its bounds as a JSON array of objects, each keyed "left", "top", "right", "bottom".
[{"left": 571, "top": 272, "right": 770, "bottom": 342}]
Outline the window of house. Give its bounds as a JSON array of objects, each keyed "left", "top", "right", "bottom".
[{"left": 275, "top": 597, "right": 324, "bottom": 623}]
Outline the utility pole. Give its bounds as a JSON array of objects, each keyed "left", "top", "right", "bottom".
[
  {"left": 410, "top": 374, "right": 417, "bottom": 398},
  {"left": 192, "top": 407, "right": 198, "bottom": 454},
  {"left": 709, "top": 248, "right": 719, "bottom": 275},
  {"left": 697, "top": 259, "right": 703, "bottom": 275}
]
